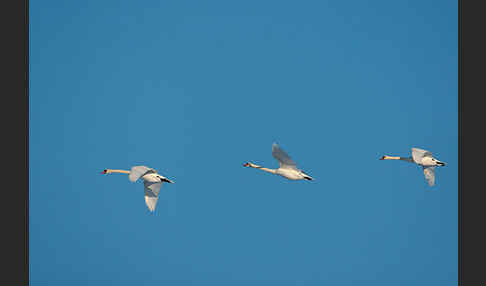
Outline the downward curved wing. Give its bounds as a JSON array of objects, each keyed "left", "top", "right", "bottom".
[
  {"left": 272, "top": 143, "right": 297, "bottom": 169},
  {"left": 144, "top": 181, "right": 162, "bottom": 212},
  {"left": 129, "top": 166, "right": 156, "bottom": 182},
  {"left": 423, "top": 166, "right": 435, "bottom": 186},
  {"left": 411, "top": 148, "right": 433, "bottom": 164}
]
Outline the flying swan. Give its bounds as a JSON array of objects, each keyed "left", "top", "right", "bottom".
[
  {"left": 243, "top": 143, "right": 313, "bottom": 181},
  {"left": 101, "top": 165, "right": 174, "bottom": 212},
  {"left": 380, "top": 147, "right": 446, "bottom": 186}
]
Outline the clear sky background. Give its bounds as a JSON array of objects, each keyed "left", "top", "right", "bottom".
[{"left": 30, "top": 1, "right": 457, "bottom": 285}]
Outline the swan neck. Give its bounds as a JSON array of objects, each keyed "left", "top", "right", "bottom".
[
  {"left": 259, "top": 167, "right": 277, "bottom": 174},
  {"left": 248, "top": 163, "right": 276, "bottom": 174},
  {"left": 382, "top": 156, "right": 401, "bottom": 160},
  {"left": 106, "top": 169, "right": 130, "bottom": 174},
  {"left": 382, "top": 156, "right": 413, "bottom": 162}
]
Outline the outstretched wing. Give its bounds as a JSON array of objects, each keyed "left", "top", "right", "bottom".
[
  {"left": 423, "top": 166, "right": 435, "bottom": 186},
  {"left": 129, "top": 166, "right": 156, "bottom": 182},
  {"left": 411, "top": 148, "right": 433, "bottom": 164},
  {"left": 144, "top": 181, "right": 163, "bottom": 212},
  {"left": 272, "top": 143, "right": 297, "bottom": 170}
]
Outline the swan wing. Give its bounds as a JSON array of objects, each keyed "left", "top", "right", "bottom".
[
  {"left": 272, "top": 143, "right": 297, "bottom": 170},
  {"left": 423, "top": 166, "right": 435, "bottom": 186},
  {"left": 144, "top": 181, "right": 163, "bottom": 212},
  {"left": 129, "top": 166, "right": 156, "bottom": 182},
  {"left": 411, "top": 148, "right": 433, "bottom": 164}
]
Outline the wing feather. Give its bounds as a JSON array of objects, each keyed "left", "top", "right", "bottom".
[
  {"left": 272, "top": 143, "right": 297, "bottom": 170},
  {"left": 411, "top": 148, "right": 433, "bottom": 164},
  {"left": 129, "top": 166, "right": 156, "bottom": 182},
  {"left": 144, "top": 181, "right": 162, "bottom": 212},
  {"left": 423, "top": 166, "right": 435, "bottom": 186}
]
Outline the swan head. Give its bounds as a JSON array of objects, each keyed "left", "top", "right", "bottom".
[
  {"left": 379, "top": 155, "right": 400, "bottom": 160},
  {"left": 243, "top": 162, "right": 258, "bottom": 168}
]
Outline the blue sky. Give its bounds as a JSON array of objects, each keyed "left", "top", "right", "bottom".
[{"left": 30, "top": 1, "right": 457, "bottom": 285}]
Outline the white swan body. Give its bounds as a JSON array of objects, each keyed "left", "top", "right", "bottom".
[
  {"left": 380, "top": 148, "right": 446, "bottom": 186},
  {"left": 276, "top": 168, "right": 311, "bottom": 180},
  {"left": 244, "top": 143, "right": 313, "bottom": 181},
  {"left": 101, "top": 165, "right": 174, "bottom": 212}
]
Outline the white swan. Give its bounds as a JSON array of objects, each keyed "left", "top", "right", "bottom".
[
  {"left": 101, "top": 165, "right": 174, "bottom": 212},
  {"left": 243, "top": 143, "right": 313, "bottom": 181},
  {"left": 380, "top": 148, "right": 446, "bottom": 186}
]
